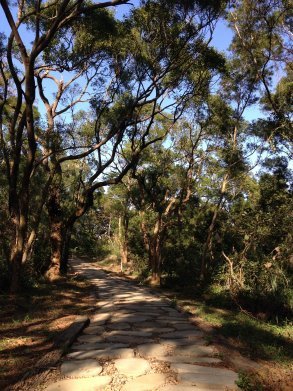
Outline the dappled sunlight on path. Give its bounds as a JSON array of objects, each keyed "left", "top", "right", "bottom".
[{"left": 45, "top": 259, "right": 239, "bottom": 390}]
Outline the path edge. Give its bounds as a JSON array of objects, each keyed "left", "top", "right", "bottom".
[{"left": 7, "top": 315, "right": 89, "bottom": 391}]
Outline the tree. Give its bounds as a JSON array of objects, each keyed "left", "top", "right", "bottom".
[
  {"left": 198, "top": 56, "right": 259, "bottom": 280},
  {"left": 41, "top": 0, "right": 227, "bottom": 279},
  {"left": 128, "top": 117, "right": 201, "bottom": 284},
  {"left": 228, "top": 0, "right": 292, "bottom": 147},
  {"left": 0, "top": 0, "right": 226, "bottom": 291},
  {"left": 0, "top": 0, "right": 133, "bottom": 292}
]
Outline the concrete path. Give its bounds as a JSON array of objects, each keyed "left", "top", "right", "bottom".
[{"left": 45, "top": 260, "right": 239, "bottom": 390}]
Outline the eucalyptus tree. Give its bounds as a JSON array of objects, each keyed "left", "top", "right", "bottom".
[
  {"left": 126, "top": 114, "right": 206, "bottom": 284},
  {"left": 0, "top": 0, "right": 133, "bottom": 292},
  {"left": 42, "top": 0, "right": 227, "bottom": 280},
  {"left": 228, "top": 0, "right": 292, "bottom": 148},
  {"left": 213, "top": 0, "right": 293, "bottom": 291},
  {"left": 218, "top": 155, "right": 293, "bottom": 314},
  {"left": 198, "top": 54, "right": 260, "bottom": 281},
  {"left": 0, "top": 0, "right": 227, "bottom": 291},
  {"left": 103, "top": 180, "right": 133, "bottom": 268}
]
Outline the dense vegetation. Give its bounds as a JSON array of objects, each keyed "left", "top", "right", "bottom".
[{"left": 0, "top": 0, "right": 292, "bottom": 323}]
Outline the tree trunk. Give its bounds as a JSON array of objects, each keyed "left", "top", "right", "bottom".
[
  {"left": 149, "top": 215, "right": 162, "bottom": 285},
  {"left": 61, "top": 222, "right": 74, "bottom": 274},
  {"left": 9, "top": 195, "right": 29, "bottom": 293},
  {"left": 9, "top": 55, "right": 37, "bottom": 292},
  {"left": 200, "top": 174, "right": 228, "bottom": 281},
  {"left": 139, "top": 210, "right": 150, "bottom": 253},
  {"left": 46, "top": 219, "right": 63, "bottom": 281},
  {"left": 117, "top": 210, "right": 130, "bottom": 272},
  {"left": 121, "top": 242, "right": 128, "bottom": 265},
  {"left": 10, "top": 225, "right": 25, "bottom": 293},
  {"left": 121, "top": 214, "right": 129, "bottom": 264},
  {"left": 46, "top": 169, "right": 63, "bottom": 280},
  {"left": 149, "top": 241, "right": 161, "bottom": 285},
  {"left": 22, "top": 173, "right": 54, "bottom": 264}
]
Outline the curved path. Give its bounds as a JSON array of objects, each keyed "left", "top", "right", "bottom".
[{"left": 45, "top": 260, "right": 239, "bottom": 391}]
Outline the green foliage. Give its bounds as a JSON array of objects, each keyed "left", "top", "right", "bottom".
[
  {"left": 42, "top": 7, "right": 118, "bottom": 71},
  {"left": 228, "top": 0, "right": 292, "bottom": 146},
  {"left": 71, "top": 200, "right": 110, "bottom": 257},
  {"left": 131, "top": 253, "right": 150, "bottom": 280},
  {"left": 236, "top": 372, "right": 264, "bottom": 391},
  {"left": 0, "top": 0, "right": 291, "bottom": 335},
  {"left": 191, "top": 295, "right": 293, "bottom": 364}
]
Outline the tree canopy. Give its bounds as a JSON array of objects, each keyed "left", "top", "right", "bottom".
[{"left": 0, "top": 0, "right": 292, "bottom": 320}]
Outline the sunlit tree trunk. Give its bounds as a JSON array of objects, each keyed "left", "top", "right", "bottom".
[
  {"left": 200, "top": 126, "right": 240, "bottom": 281},
  {"left": 200, "top": 173, "right": 228, "bottom": 282},
  {"left": 45, "top": 164, "right": 63, "bottom": 280},
  {"left": 139, "top": 211, "right": 149, "bottom": 253},
  {"left": 10, "top": 217, "right": 26, "bottom": 293},
  {"left": 149, "top": 214, "right": 162, "bottom": 285}
]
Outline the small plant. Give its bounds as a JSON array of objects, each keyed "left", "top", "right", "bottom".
[
  {"left": 170, "top": 296, "right": 177, "bottom": 308},
  {"left": 24, "top": 314, "right": 31, "bottom": 322},
  {"left": 204, "top": 335, "right": 213, "bottom": 345},
  {"left": 236, "top": 372, "right": 263, "bottom": 391},
  {"left": 0, "top": 339, "right": 9, "bottom": 352}
]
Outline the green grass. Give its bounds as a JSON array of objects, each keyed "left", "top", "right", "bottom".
[
  {"left": 179, "top": 299, "right": 292, "bottom": 364},
  {"left": 236, "top": 372, "right": 264, "bottom": 391},
  {"left": 0, "top": 339, "right": 10, "bottom": 352}
]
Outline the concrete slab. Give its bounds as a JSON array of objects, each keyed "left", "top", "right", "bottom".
[
  {"left": 67, "top": 350, "right": 106, "bottom": 360},
  {"left": 91, "top": 313, "right": 111, "bottom": 324},
  {"left": 77, "top": 335, "right": 104, "bottom": 343},
  {"left": 45, "top": 376, "right": 112, "bottom": 391},
  {"left": 156, "top": 356, "right": 222, "bottom": 364},
  {"left": 112, "top": 315, "right": 151, "bottom": 323},
  {"left": 160, "top": 330, "right": 204, "bottom": 339},
  {"left": 104, "top": 334, "right": 153, "bottom": 344},
  {"left": 178, "top": 373, "right": 238, "bottom": 389},
  {"left": 106, "top": 330, "right": 153, "bottom": 337},
  {"left": 172, "top": 345, "right": 216, "bottom": 357},
  {"left": 83, "top": 326, "right": 104, "bottom": 335},
  {"left": 71, "top": 342, "right": 128, "bottom": 351},
  {"left": 171, "top": 363, "right": 237, "bottom": 376},
  {"left": 61, "top": 359, "right": 102, "bottom": 378},
  {"left": 122, "top": 373, "right": 167, "bottom": 391},
  {"left": 107, "top": 322, "right": 131, "bottom": 330},
  {"left": 161, "top": 385, "right": 221, "bottom": 391},
  {"left": 136, "top": 343, "right": 170, "bottom": 357},
  {"left": 114, "top": 358, "right": 151, "bottom": 377},
  {"left": 95, "top": 348, "right": 135, "bottom": 359},
  {"left": 175, "top": 365, "right": 238, "bottom": 388}
]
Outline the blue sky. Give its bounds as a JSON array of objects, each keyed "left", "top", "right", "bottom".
[
  {"left": 0, "top": 2, "right": 268, "bottom": 122},
  {"left": 1, "top": 2, "right": 290, "bottom": 173}
]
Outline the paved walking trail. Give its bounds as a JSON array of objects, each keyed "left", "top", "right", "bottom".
[{"left": 45, "top": 260, "right": 239, "bottom": 390}]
